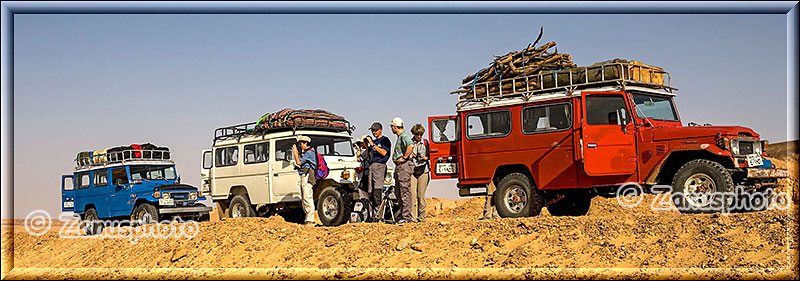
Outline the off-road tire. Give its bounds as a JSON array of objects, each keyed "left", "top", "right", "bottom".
[
  {"left": 229, "top": 194, "right": 255, "bottom": 218},
  {"left": 548, "top": 191, "right": 593, "bottom": 216},
  {"left": 671, "top": 159, "right": 734, "bottom": 214},
  {"left": 317, "top": 186, "right": 350, "bottom": 226},
  {"left": 494, "top": 173, "right": 544, "bottom": 217},
  {"left": 80, "top": 208, "right": 103, "bottom": 236},
  {"left": 132, "top": 203, "right": 159, "bottom": 225}
]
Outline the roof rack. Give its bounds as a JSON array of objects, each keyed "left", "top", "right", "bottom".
[
  {"left": 455, "top": 62, "right": 676, "bottom": 110},
  {"left": 213, "top": 119, "right": 354, "bottom": 144},
  {"left": 75, "top": 149, "right": 173, "bottom": 171}
]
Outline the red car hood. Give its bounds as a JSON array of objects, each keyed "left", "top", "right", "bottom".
[{"left": 652, "top": 126, "right": 759, "bottom": 141}]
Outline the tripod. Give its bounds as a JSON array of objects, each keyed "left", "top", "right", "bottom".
[{"left": 375, "top": 185, "right": 399, "bottom": 223}]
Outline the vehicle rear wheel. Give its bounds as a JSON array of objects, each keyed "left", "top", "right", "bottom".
[
  {"left": 317, "top": 186, "right": 350, "bottom": 226},
  {"left": 548, "top": 191, "right": 593, "bottom": 216},
  {"left": 671, "top": 159, "right": 734, "bottom": 214},
  {"left": 132, "top": 203, "right": 159, "bottom": 225},
  {"left": 494, "top": 173, "right": 544, "bottom": 217},
  {"left": 229, "top": 194, "right": 255, "bottom": 218},
  {"left": 80, "top": 208, "right": 103, "bottom": 236}
]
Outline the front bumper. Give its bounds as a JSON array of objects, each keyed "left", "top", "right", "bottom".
[
  {"left": 159, "top": 206, "right": 212, "bottom": 214},
  {"left": 745, "top": 168, "right": 790, "bottom": 179}
]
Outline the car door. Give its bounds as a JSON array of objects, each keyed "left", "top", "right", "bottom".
[
  {"left": 580, "top": 91, "right": 638, "bottom": 176},
  {"left": 108, "top": 167, "right": 133, "bottom": 217},
  {"left": 271, "top": 138, "right": 302, "bottom": 200},
  {"left": 427, "top": 115, "right": 461, "bottom": 179},
  {"left": 61, "top": 175, "right": 75, "bottom": 212}
]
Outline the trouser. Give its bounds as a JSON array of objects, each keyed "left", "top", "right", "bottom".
[
  {"left": 394, "top": 161, "right": 414, "bottom": 222},
  {"left": 410, "top": 171, "right": 430, "bottom": 222},
  {"left": 299, "top": 171, "right": 316, "bottom": 223},
  {"left": 357, "top": 172, "right": 370, "bottom": 199},
  {"left": 369, "top": 163, "right": 387, "bottom": 215},
  {"left": 483, "top": 181, "right": 500, "bottom": 219}
]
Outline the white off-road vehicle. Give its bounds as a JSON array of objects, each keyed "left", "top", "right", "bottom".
[{"left": 201, "top": 122, "right": 393, "bottom": 226}]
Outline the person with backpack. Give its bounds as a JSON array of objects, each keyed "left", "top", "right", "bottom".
[
  {"left": 291, "top": 135, "right": 318, "bottom": 226},
  {"left": 410, "top": 124, "right": 431, "bottom": 223}
]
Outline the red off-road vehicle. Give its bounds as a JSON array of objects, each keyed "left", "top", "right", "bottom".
[{"left": 428, "top": 61, "right": 789, "bottom": 216}]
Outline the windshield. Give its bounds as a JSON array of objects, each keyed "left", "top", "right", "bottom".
[
  {"left": 130, "top": 165, "right": 177, "bottom": 181},
  {"left": 632, "top": 93, "right": 679, "bottom": 122},
  {"left": 311, "top": 136, "right": 354, "bottom": 157}
]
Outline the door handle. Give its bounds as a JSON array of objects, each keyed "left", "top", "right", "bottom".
[
  {"left": 430, "top": 149, "right": 439, "bottom": 153},
  {"left": 587, "top": 143, "right": 597, "bottom": 148},
  {"left": 111, "top": 194, "right": 115, "bottom": 197}
]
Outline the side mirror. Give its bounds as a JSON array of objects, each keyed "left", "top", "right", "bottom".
[
  {"left": 115, "top": 179, "right": 124, "bottom": 186},
  {"left": 617, "top": 108, "right": 628, "bottom": 125},
  {"left": 176, "top": 176, "right": 181, "bottom": 184}
]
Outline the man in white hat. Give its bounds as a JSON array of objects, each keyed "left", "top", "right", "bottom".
[
  {"left": 291, "top": 135, "right": 317, "bottom": 226},
  {"left": 390, "top": 117, "right": 415, "bottom": 223}
]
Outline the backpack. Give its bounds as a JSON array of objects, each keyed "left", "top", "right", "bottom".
[
  {"left": 413, "top": 139, "right": 430, "bottom": 177},
  {"left": 308, "top": 149, "right": 329, "bottom": 180},
  {"left": 350, "top": 198, "right": 374, "bottom": 223}
]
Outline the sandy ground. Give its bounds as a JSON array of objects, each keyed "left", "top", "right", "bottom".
[{"left": 2, "top": 158, "right": 798, "bottom": 279}]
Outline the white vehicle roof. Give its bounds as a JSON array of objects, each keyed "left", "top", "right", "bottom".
[{"left": 213, "top": 129, "right": 354, "bottom": 147}]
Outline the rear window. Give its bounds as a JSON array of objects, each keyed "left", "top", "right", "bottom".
[{"left": 466, "top": 110, "right": 511, "bottom": 139}]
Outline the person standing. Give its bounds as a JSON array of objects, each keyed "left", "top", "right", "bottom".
[
  {"left": 364, "top": 122, "right": 391, "bottom": 218},
  {"left": 409, "top": 124, "right": 430, "bottom": 222},
  {"left": 390, "top": 117, "right": 415, "bottom": 224},
  {"left": 291, "top": 135, "right": 317, "bottom": 226},
  {"left": 354, "top": 135, "right": 372, "bottom": 200}
]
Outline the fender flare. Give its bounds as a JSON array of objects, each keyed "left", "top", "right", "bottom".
[{"left": 645, "top": 143, "right": 733, "bottom": 185}]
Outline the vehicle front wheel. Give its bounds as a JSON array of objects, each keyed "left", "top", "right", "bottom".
[
  {"left": 494, "top": 173, "right": 544, "bottom": 218},
  {"left": 547, "top": 191, "right": 593, "bottom": 216},
  {"left": 229, "top": 194, "right": 255, "bottom": 218},
  {"left": 132, "top": 203, "right": 159, "bottom": 225},
  {"left": 671, "top": 159, "right": 734, "bottom": 214},
  {"left": 317, "top": 186, "right": 350, "bottom": 226},
  {"left": 80, "top": 208, "right": 104, "bottom": 236}
]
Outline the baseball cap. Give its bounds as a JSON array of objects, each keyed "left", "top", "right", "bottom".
[
  {"left": 369, "top": 122, "right": 382, "bottom": 131},
  {"left": 296, "top": 135, "right": 311, "bottom": 143},
  {"left": 390, "top": 117, "right": 404, "bottom": 127}
]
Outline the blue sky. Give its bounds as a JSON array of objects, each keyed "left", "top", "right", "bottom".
[{"left": 10, "top": 13, "right": 793, "bottom": 217}]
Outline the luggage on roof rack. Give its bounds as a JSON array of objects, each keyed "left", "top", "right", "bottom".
[
  {"left": 214, "top": 109, "right": 353, "bottom": 143},
  {"left": 75, "top": 144, "right": 172, "bottom": 170}
]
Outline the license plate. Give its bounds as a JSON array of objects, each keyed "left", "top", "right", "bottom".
[
  {"left": 436, "top": 163, "right": 457, "bottom": 175},
  {"left": 63, "top": 202, "right": 74, "bottom": 208},
  {"left": 746, "top": 154, "right": 763, "bottom": 167},
  {"left": 159, "top": 198, "right": 175, "bottom": 206}
]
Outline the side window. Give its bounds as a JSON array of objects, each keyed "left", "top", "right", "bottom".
[
  {"left": 215, "top": 146, "right": 239, "bottom": 167},
  {"left": 275, "top": 139, "right": 295, "bottom": 162},
  {"left": 94, "top": 170, "right": 108, "bottom": 187},
  {"left": 522, "top": 103, "right": 572, "bottom": 133},
  {"left": 202, "top": 151, "right": 212, "bottom": 169},
  {"left": 586, "top": 96, "right": 629, "bottom": 125},
  {"left": 244, "top": 142, "right": 269, "bottom": 164},
  {"left": 431, "top": 118, "right": 459, "bottom": 143},
  {"left": 111, "top": 168, "right": 128, "bottom": 185},
  {"left": 466, "top": 110, "right": 511, "bottom": 139},
  {"left": 77, "top": 173, "right": 90, "bottom": 189}
]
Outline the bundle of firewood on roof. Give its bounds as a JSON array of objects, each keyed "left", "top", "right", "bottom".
[{"left": 451, "top": 28, "right": 576, "bottom": 100}]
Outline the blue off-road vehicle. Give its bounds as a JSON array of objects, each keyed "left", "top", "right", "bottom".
[{"left": 61, "top": 144, "right": 212, "bottom": 235}]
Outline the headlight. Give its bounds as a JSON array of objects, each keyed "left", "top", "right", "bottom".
[
  {"left": 730, "top": 139, "right": 739, "bottom": 155},
  {"left": 189, "top": 192, "right": 198, "bottom": 200},
  {"left": 162, "top": 192, "right": 170, "bottom": 199},
  {"left": 152, "top": 191, "right": 161, "bottom": 199}
]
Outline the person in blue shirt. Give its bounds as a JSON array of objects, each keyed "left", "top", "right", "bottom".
[
  {"left": 291, "top": 135, "right": 317, "bottom": 226},
  {"left": 364, "top": 122, "right": 391, "bottom": 219}
]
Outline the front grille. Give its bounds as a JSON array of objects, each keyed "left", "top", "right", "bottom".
[
  {"left": 739, "top": 141, "right": 754, "bottom": 155},
  {"left": 169, "top": 192, "right": 189, "bottom": 200}
]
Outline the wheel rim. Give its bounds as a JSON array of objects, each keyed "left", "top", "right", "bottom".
[
  {"left": 322, "top": 195, "right": 339, "bottom": 220},
  {"left": 504, "top": 185, "right": 528, "bottom": 213},
  {"left": 231, "top": 202, "right": 245, "bottom": 218},
  {"left": 136, "top": 209, "right": 150, "bottom": 223},
  {"left": 683, "top": 173, "right": 716, "bottom": 207}
]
